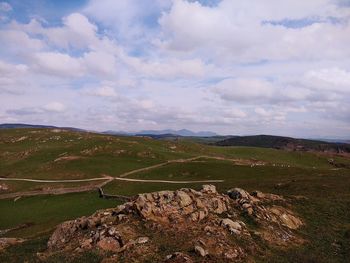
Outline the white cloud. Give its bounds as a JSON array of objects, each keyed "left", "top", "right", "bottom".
[
  {"left": 212, "top": 78, "right": 277, "bottom": 103},
  {"left": 42, "top": 102, "right": 66, "bottom": 112},
  {"left": 157, "top": 0, "right": 350, "bottom": 62},
  {"left": 0, "top": 30, "right": 45, "bottom": 52},
  {"left": 83, "top": 51, "right": 117, "bottom": 76},
  {"left": 304, "top": 67, "right": 350, "bottom": 93},
  {"left": 11, "top": 13, "right": 98, "bottom": 50},
  {"left": 0, "top": 0, "right": 350, "bottom": 138},
  {"left": 32, "top": 52, "right": 84, "bottom": 78},
  {"left": 122, "top": 55, "right": 207, "bottom": 79},
  {"left": 84, "top": 0, "right": 171, "bottom": 43},
  {"left": 0, "top": 60, "right": 28, "bottom": 94}
]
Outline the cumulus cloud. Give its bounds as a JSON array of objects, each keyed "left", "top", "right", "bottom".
[
  {"left": 32, "top": 52, "right": 84, "bottom": 78},
  {"left": 212, "top": 78, "right": 314, "bottom": 104},
  {"left": 7, "top": 102, "right": 66, "bottom": 115},
  {"left": 157, "top": 0, "right": 350, "bottom": 62},
  {"left": 0, "top": 0, "right": 349, "bottom": 137},
  {"left": 304, "top": 67, "right": 350, "bottom": 93},
  {"left": 42, "top": 102, "right": 66, "bottom": 112}
]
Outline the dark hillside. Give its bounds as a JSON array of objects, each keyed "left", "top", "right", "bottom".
[{"left": 215, "top": 135, "right": 350, "bottom": 153}]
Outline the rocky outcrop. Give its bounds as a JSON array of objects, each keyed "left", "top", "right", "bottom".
[{"left": 46, "top": 185, "right": 304, "bottom": 262}]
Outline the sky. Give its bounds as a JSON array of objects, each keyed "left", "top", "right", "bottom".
[{"left": 0, "top": 0, "right": 350, "bottom": 138}]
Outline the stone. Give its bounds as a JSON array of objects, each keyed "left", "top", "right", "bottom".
[
  {"left": 212, "top": 198, "right": 227, "bottom": 214},
  {"left": 227, "top": 188, "right": 250, "bottom": 200},
  {"left": 194, "top": 245, "right": 208, "bottom": 257},
  {"left": 198, "top": 210, "right": 207, "bottom": 221},
  {"left": 165, "top": 252, "right": 193, "bottom": 262},
  {"left": 135, "top": 237, "right": 149, "bottom": 244},
  {"left": 97, "top": 237, "right": 120, "bottom": 252},
  {"left": 221, "top": 218, "right": 242, "bottom": 234},
  {"left": 80, "top": 238, "right": 92, "bottom": 249},
  {"left": 224, "top": 251, "right": 238, "bottom": 259},
  {"left": 280, "top": 213, "right": 303, "bottom": 229},
  {"left": 176, "top": 191, "right": 192, "bottom": 207},
  {"left": 46, "top": 185, "right": 304, "bottom": 261},
  {"left": 202, "top": 185, "right": 217, "bottom": 194},
  {"left": 251, "top": 190, "right": 265, "bottom": 199},
  {"left": 107, "top": 227, "right": 118, "bottom": 236}
]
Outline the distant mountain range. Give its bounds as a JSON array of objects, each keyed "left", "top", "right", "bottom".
[
  {"left": 0, "top": 124, "right": 217, "bottom": 137},
  {"left": 103, "top": 129, "right": 218, "bottom": 137},
  {"left": 137, "top": 129, "right": 217, "bottom": 137},
  {"left": 0, "top": 123, "right": 84, "bottom": 132},
  {"left": 214, "top": 135, "right": 350, "bottom": 153},
  {"left": 1, "top": 124, "right": 349, "bottom": 150}
]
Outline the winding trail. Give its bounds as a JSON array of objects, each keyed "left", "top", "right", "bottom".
[
  {"left": 112, "top": 177, "right": 224, "bottom": 184},
  {"left": 0, "top": 156, "right": 232, "bottom": 200},
  {"left": 0, "top": 177, "right": 111, "bottom": 183}
]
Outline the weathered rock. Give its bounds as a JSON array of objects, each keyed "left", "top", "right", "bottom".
[
  {"left": 194, "top": 245, "right": 208, "bottom": 257},
  {"left": 221, "top": 218, "right": 242, "bottom": 234},
  {"left": 135, "top": 237, "right": 149, "bottom": 244},
  {"left": 97, "top": 237, "right": 120, "bottom": 252},
  {"left": 176, "top": 191, "right": 192, "bottom": 207},
  {"left": 165, "top": 252, "right": 193, "bottom": 262},
  {"left": 269, "top": 207, "right": 303, "bottom": 229},
  {"left": 251, "top": 190, "right": 265, "bottom": 199},
  {"left": 46, "top": 186, "right": 304, "bottom": 262},
  {"left": 202, "top": 184, "right": 217, "bottom": 194},
  {"left": 227, "top": 188, "right": 250, "bottom": 199},
  {"left": 80, "top": 238, "right": 92, "bottom": 249}
]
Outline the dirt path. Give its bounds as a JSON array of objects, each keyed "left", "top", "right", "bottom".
[
  {"left": 0, "top": 177, "right": 112, "bottom": 183},
  {"left": 0, "top": 180, "right": 112, "bottom": 200},
  {"left": 0, "top": 155, "right": 236, "bottom": 200},
  {"left": 112, "top": 177, "right": 224, "bottom": 184},
  {"left": 118, "top": 156, "right": 203, "bottom": 178}
]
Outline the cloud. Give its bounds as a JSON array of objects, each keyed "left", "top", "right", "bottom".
[
  {"left": 0, "top": 30, "right": 45, "bottom": 53},
  {"left": 7, "top": 102, "right": 66, "bottom": 115},
  {"left": 304, "top": 67, "right": 350, "bottom": 93},
  {"left": 10, "top": 13, "right": 98, "bottom": 50},
  {"left": 32, "top": 52, "right": 84, "bottom": 78},
  {"left": 0, "top": 60, "right": 28, "bottom": 94},
  {"left": 211, "top": 78, "right": 310, "bottom": 104},
  {"left": 42, "top": 102, "right": 66, "bottom": 112},
  {"left": 157, "top": 0, "right": 350, "bottom": 62},
  {"left": 0, "top": 0, "right": 350, "bottom": 138},
  {"left": 84, "top": 0, "right": 170, "bottom": 44}
]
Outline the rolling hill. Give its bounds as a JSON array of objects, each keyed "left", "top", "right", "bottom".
[{"left": 215, "top": 134, "right": 350, "bottom": 154}]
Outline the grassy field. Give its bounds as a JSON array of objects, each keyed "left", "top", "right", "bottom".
[
  {"left": 0, "top": 129, "right": 340, "bottom": 184},
  {"left": 1, "top": 128, "right": 350, "bottom": 262},
  {"left": 0, "top": 191, "right": 119, "bottom": 238},
  {"left": 104, "top": 159, "right": 350, "bottom": 262}
]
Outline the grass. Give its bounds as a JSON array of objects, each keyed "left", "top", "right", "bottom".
[
  {"left": 0, "top": 180, "right": 100, "bottom": 194},
  {"left": 1, "top": 128, "right": 350, "bottom": 262},
  {"left": 102, "top": 159, "right": 350, "bottom": 262},
  {"left": 0, "top": 191, "right": 119, "bottom": 238}
]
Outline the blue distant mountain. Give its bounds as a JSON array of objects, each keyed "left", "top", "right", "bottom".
[
  {"left": 136, "top": 129, "right": 218, "bottom": 137},
  {"left": 0, "top": 123, "right": 84, "bottom": 131}
]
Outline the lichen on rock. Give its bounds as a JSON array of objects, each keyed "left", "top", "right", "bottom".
[{"left": 46, "top": 185, "right": 304, "bottom": 262}]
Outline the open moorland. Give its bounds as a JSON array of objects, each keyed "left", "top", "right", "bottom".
[{"left": 1, "top": 128, "right": 350, "bottom": 262}]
